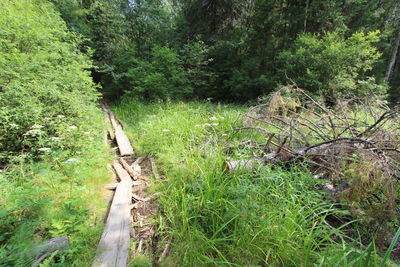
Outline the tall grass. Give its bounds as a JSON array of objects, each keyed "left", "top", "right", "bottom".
[{"left": 114, "top": 99, "right": 395, "bottom": 266}]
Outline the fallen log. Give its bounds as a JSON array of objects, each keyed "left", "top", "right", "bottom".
[
  {"left": 92, "top": 162, "right": 132, "bottom": 267},
  {"left": 133, "top": 156, "right": 146, "bottom": 166},
  {"left": 224, "top": 153, "right": 276, "bottom": 172},
  {"left": 30, "top": 236, "right": 69, "bottom": 267},
  {"left": 132, "top": 163, "right": 142, "bottom": 176},
  {"left": 223, "top": 158, "right": 264, "bottom": 172}
]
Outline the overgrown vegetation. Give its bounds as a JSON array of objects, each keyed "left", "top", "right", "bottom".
[
  {"left": 113, "top": 99, "right": 399, "bottom": 266},
  {"left": 0, "top": 0, "right": 99, "bottom": 164},
  {"left": 0, "top": 0, "right": 111, "bottom": 265},
  {"left": 1, "top": 0, "right": 400, "bottom": 265}
]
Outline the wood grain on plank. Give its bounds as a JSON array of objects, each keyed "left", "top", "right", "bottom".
[
  {"left": 92, "top": 162, "right": 132, "bottom": 267},
  {"left": 120, "top": 158, "right": 140, "bottom": 180},
  {"left": 105, "top": 106, "right": 134, "bottom": 156}
]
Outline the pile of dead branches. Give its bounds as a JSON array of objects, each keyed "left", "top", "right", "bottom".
[{"left": 230, "top": 85, "right": 400, "bottom": 233}]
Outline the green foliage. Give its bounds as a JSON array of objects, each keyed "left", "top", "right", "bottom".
[
  {"left": 180, "top": 40, "right": 216, "bottom": 97},
  {"left": 277, "top": 30, "right": 386, "bottom": 101},
  {"left": 50, "top": 0, "right": 92, "bottom": 38},
  {"left": 0, "top": 109, "right": 112, "bottom": 266},
  {"left": 0, "top": 1, "right": 112, "bottom": 266},
  {"left": 126, "top": 46, "right": 192, "bottom": 99},
  {"left": 129, "top": 255, "right": 152, "bottom": 267},
  {"left": 0, "top": 0, "right": 99, "bottom": 164}
]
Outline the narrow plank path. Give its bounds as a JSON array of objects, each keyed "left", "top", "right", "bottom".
[{"left": 93, "top": 105, "right": 162, "bottom": 267}]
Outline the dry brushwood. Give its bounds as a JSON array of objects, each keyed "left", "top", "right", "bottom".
[
  {"left": 232, "top": 85, "right": 400, "bottom": 174},
  {"left": 229, "top": 84, "right": 400, "bottom": 228}
]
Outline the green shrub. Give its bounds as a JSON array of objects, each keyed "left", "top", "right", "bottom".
[
  {"left": 126, "top": 45, "right": 192, "bottom": 100},
  {"left": 277, "top": 30, "right": 387, "bottom": 102},
  {"left": 0, "top": 0, "right": 99, "bottom": 164}
]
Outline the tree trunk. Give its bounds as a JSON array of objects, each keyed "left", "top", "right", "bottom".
[{"left": 385, "top": 28, "right": 400, "bottom": 81}]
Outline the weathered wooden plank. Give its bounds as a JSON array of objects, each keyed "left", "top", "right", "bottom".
[
  {"left": 119, "top": 158, "right": 140, "bottom": 180},
  {"left": 103, "top": 105, "right": 134, "bottom": 157},
  {"left": 110, "top": 112, "right": 134, "bottom": 156},
  {"left": 92, "top": 162, "right": 132, "bottom": 267}
]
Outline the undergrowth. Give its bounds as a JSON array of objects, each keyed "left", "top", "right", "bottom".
[
  {"left": 0, "top": 110, "right": 112, "bottom": 266},
  {"left": 113, "top": 98, "right": 397, "bottom": 266}
]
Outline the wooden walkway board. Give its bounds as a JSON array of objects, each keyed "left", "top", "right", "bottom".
[
  {"left": 92, "top": 162, "right": 132, "bottom": 267},
  {"left": 105, "top": 105, "right": 134, "bottom": 157}
]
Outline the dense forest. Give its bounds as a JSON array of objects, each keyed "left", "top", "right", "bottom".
[
  {"left": 1, "top": 0, "right": 400, "bottom": 266},
  {"left": 51, "top": 0, "right": 400, "bottom": 103}
]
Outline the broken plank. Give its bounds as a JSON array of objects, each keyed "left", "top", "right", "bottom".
[
  {"left": 120, "top": 158, "right": 140, "bottom": 180},
  {"left": 92, "top": 163, "right": 132, "bottom": 267}
]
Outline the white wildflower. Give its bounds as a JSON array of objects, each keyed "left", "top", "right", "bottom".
[
  {"left": 65, "top": 158, "right": 80, "bottom": 164},
  {"left": 162, "top": 129, "right": 170, "bottom": 132},
  {"left": 68, "top": 125, "right": 77, "bottom": 130},
  {"left": 9, "top": 123, "right": 18, "bottom": 127},
  {"left": 50, "top": 137, "right": 61, "bottom": 141},
  {"left": 209, "top": 116, "right": 218, "bottom": 121},
  {"left": 207, "top": 97, "right": 213, "bottom": 101},
  {"left": 211, "top": 123, "right": 219, "bottom": 126},
  {"left": 38, "top": 147, "right": 51, "bottom": 152},
  {"left": 24, "top": 129, "right": 43, "bottom": 136},
  {"left": 204, "top": 123, "right": 211, "bottom": 126},
  {"left": 194, "top": 124, "right": 201, "bottom": 127},
  {"left": 57, "top": 115, "right": 65, "bottom": 118},
  {"left": 31, "top": 125, "right": 44, "bottom": 129},
  {"left": 222, "top": 134, "right": 228, "bottom": 136}
]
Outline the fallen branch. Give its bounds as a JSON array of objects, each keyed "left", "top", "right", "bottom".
[
  {"left": 30, "top": 236, "right": 69, "bottom": 267},
  {"left": 158, "top": 242, "right": 171, "bottom": 263}
]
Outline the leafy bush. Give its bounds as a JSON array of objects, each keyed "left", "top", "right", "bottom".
[
  {"left": 0, "top": 0, "right": 99, "bottom": 164},
  {"left": 0, "top": 118, "right": 112, "bottom": 266},
  {"left": 277, "top": 30, "right": 387, "bottom": 102},
  {"left": 126, "top": 45, "right": 192, "bottom": 100}
]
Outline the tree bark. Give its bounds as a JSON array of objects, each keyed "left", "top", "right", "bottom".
[
  {"left": 30, "top": 236, "right": 69, "bottom": 267},
  {"left": 386, "top": 28, "right": 400, "bottom": 81}
]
